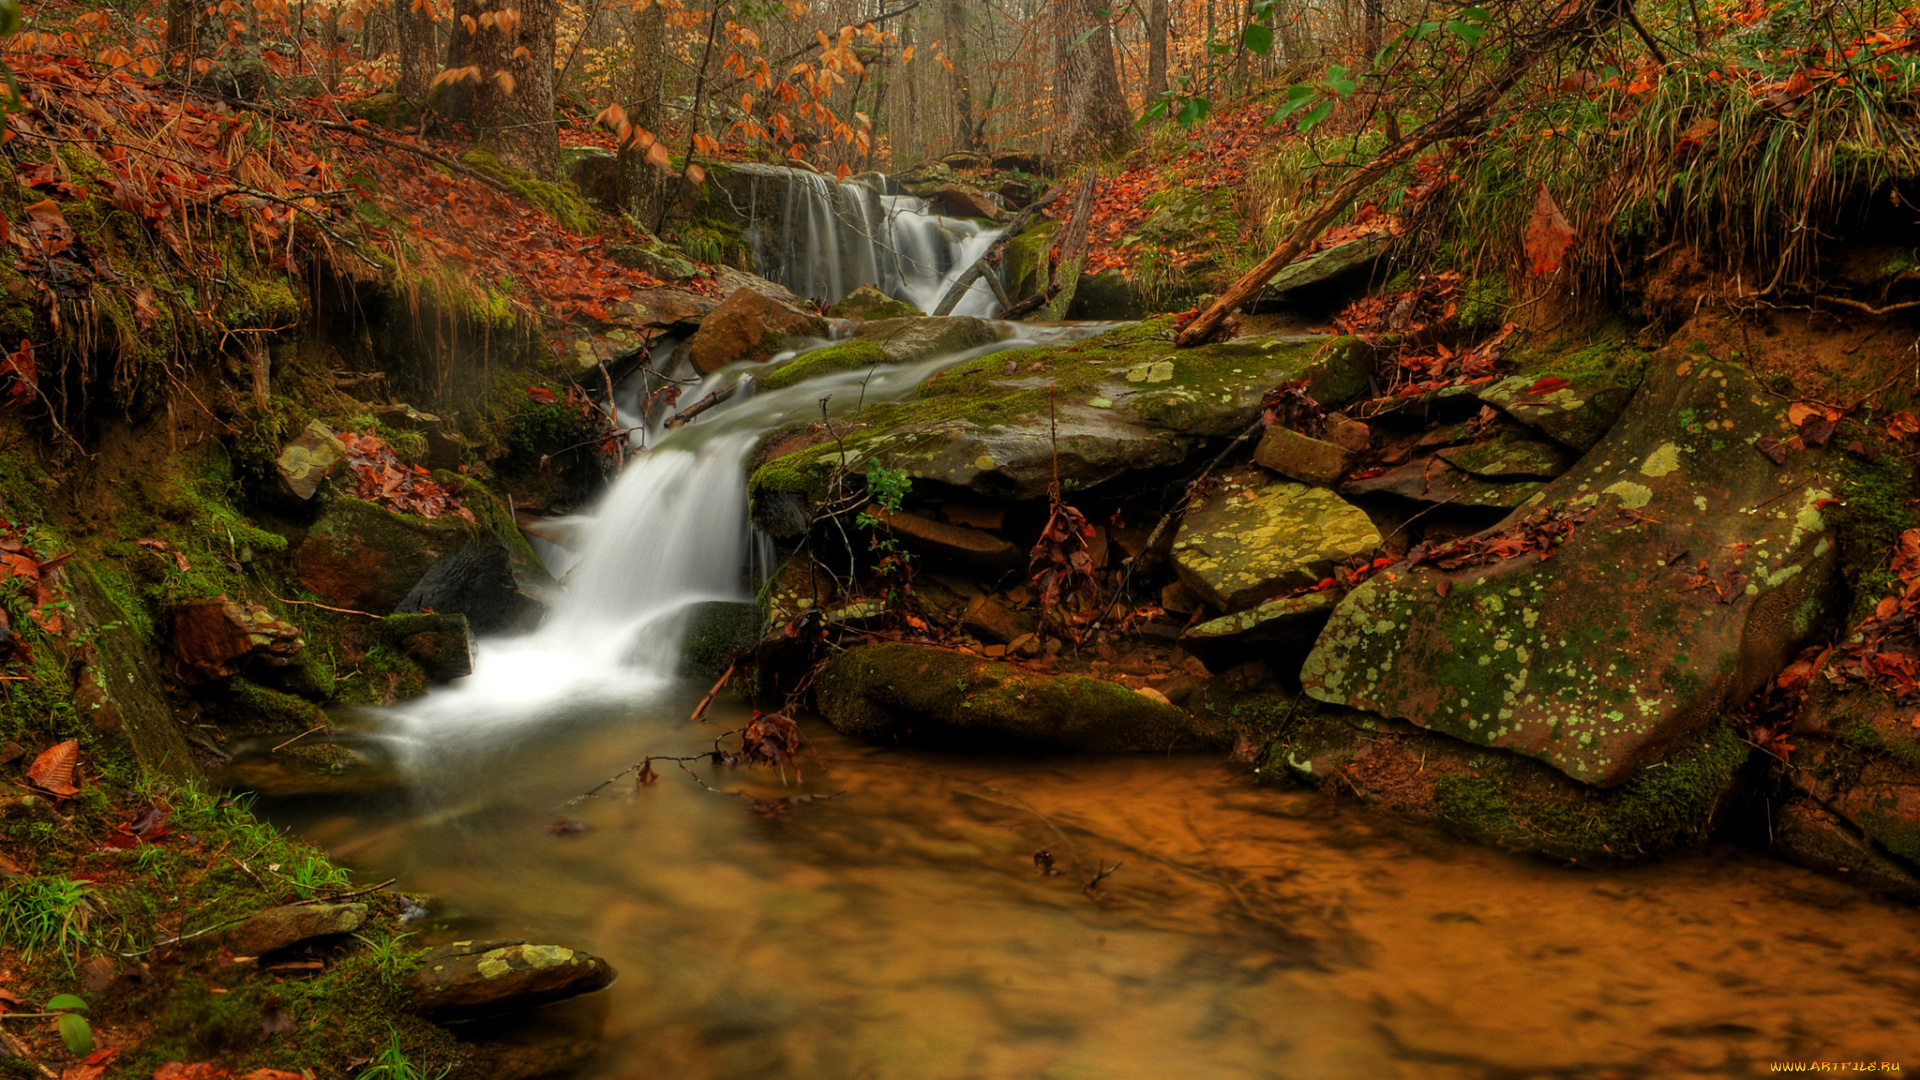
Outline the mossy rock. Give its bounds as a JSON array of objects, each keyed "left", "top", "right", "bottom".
[
  {"left": 681, "top": 600, "right": 761, "bottom": 680},
  {"left": 1257, "top": 703, "right": 1755, "bottom": 862},
  {"left": 1003, "top": 220, "right": 1057, "bottom": 301},
  {"left": 293, "top": 497, "right": 486, "bottom": 616},
  {"left": 461, "top": 149, "right": 598, "bottom": 235},
  {"left": 817, "top": 641, "right": 1193, "bottom": 752},
  {"left": 827, "top": 284, "right": 920, "bottom": 321},
  {"left": 759, "top": 339, "right": 889, "bottom": 391}
]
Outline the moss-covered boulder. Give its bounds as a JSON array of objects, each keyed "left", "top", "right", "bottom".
[
  {"left": 1435, "top": 426, "right": 1574, "bottom": 480},
  {"left": 760, "top": 340, "right": 888, "bottom": 391},
  {"left": 854, "top": 315, "right": 999, "bottom": 363},
  {"left": 407, "top": 940, "right": 616, "bottom": 1021},
  {"left": 817, "top": 642, "right": 1192, "bottom": 751},
  {"left": 380, "top": 612, "right": 472, "bottom": 683},
  {"left": 1304, "top": 344, "right": 1838, "bottom": 787},
  {"left": 1257, "top": 702, "right": 1755, "bottom": 862},
  {"left": 1172, "top": 475, "right": 1381, "bottom": 612},
  {"left": 293, "top": 497, "right": 483, "bottom": 616},
  {"left": 1477, "top": 373, "right": 1635, "bottom": 453},
  {"left": 1775, "top": 686, "right": 1920, "bottom": 896},
  {"left": 827, "top": 283, "right": 920, "bottom": 320},
  {"left": 1180, "top": 590, "right": 1340, "bottom": 670},
  {"left": 749, "top": 323, "right": 1376, "bottom": 535},
  {"left": 681, "top": 600, "right": 760, "bottom": 680}
]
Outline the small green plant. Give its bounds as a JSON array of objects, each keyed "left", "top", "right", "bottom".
[
  {"left": 46, "top": 994, "right": 90, "bottom": 1056},
  {"left": 355, "top": 1027, "right": 449, "bottom": 1080},
  {"left": 1, "top": 877, "right": 93, "bottom": 963},
  {"left": 854, "top": 463, "right": 915, "bottom": 607},
  {"left": 355, "top": 931, "right": 420, "bottom": 980}
]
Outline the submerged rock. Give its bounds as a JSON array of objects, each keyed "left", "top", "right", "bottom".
[
  {"left": 1303, "top": 350, "right": 1837, "bottom": 787},
  {"left": 817, "top": 642, "right": 1191, "bottom": 751},
  {"left": 225, "top": 902, "right": 366, "bottom": 957},
  {"left": 1171, "top": 477, "right": 1381, "bottom": 612},
  {"left": 408, "top": 940, "right": 616, "bottom": 1021},
  {"left": 682, "top": 287, "right": 828, "bottom": 375}
]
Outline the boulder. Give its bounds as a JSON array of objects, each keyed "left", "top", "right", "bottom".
[
  {"left": 854, "top": 315, "right": 999, "bottom": 363},
  {"left": 928, "top": 183, "right": 1006, "bottom": 221},
  {"left": 990, "top": 152, "right": 1049, "bottom": 175},
  {"left": 1340, "top": 458, "right": 1550, "bottom": 510},
  {"left": 1180, "top": 590, "right": 1340, "bottom": 670},
  {"left": 1772, "top": 795, "right": 1920, "bottom": 901},
  {"left": 1253, "top": 426, "right": 1355, "bottom": 487},
  {"left": 397, "top": 541, "right": 547, "bottom": 634},
  {"left": 1262, "top": 231, "right": 1393, "bottom": 296},
  {"left": 863, "top": 504, "right": 1023, "bottom": 576},
  {"left": 1775, "top": 686, "right": 1920, "bottom": 896},
  {"left": 407, "top": 940, "right": 616, "bottom": 1021},
  {"left": 1302, "top": 349, "right": 1838, "bottom": 787},
  {"left": 168, "top": 598, "right": 304, "bottom": 686},
  {"left": 225, "top": 902, "right": 366, "bottom": 957},
  {"left": 1171, "top": 477, "right": 1382, "bottom": 612},
  {"left": 682, "top": 288, "right": 828, "bottom": 375},
  {"left": 1476, "top": 373, "right": 1634, "bottom": 452},
  {"left": 1435, "top": 427, "right": 1574, "bottom": 480},
  {"left": 959, "top": 597, "right": 1035, "bottom": 644},
  {"left": 940, "top": 151, "right": 988, "bottom": 170},
  {"left": 294, "top": 497, "right": 481, "bottom": 615},
  {"left": 681, "top": 600, "right": 760, "bottom": 680},
  {"left": 605, "top": 241, "right": 702, "bottom": 282},
  {"left": 817, "top": 642, "right": 1192, "bottom": 751},
  {"left": 276, "top": 421, "right": 345, "bottom": 501},
  {"left": 381, "top": 612, "right": 472, "bottom": 682},
  {"left": 827, "top": 284, "right": 920, "bottom": 321}
]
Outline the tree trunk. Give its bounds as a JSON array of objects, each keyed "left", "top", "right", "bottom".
[
  {"left": 166, "top": 0, "right": 197, "bottom": 71},
  {"left": 1057, "top": 0, "right": 1132, "bottom": 161},
  {"left": 396, "top": 0, "right": 437, "bottom": 103},
  {"left": 943, "top": 0, "right": 980, "bottom": 153},
  {"left": 1146, "top": 0, "right": 1168, "bottom": 98},
  {"left": 441, "top": 0, "right": 558, "bottom": 177},
  {"left": 901, "top": 17, "right": 919, "bottom": 161},
  {"left": 1175, "top": 0, "right": 1612, "bottom": 347},
  {"left": 1362, "top": 0, "right": 1384, "bottom": 61},
  {"left": 618, "top": 0, "right": 666, "bottom": 226}
]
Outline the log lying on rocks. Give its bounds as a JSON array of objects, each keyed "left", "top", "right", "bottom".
[{"left": 930, "top": 185, "right": 1067, "bottom": 317}]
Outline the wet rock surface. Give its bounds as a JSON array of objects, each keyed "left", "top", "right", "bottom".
[
  {"left": 225, "top": 902, "right": 366, "bottom": 956},
  {"left": 408, "top": 939, "right": 617, "bottom": 1020},
  {"left": 1304, "top": 350, "right": 1837, "bottom": 787},
  {"left": 168, "top": 597, "right": 305, "bottom": 685},
  {"left": 681, "top": 287, "right": 829, "bottom": 375},
  {"left": 817, "top": 642, "right": 1193, "bottom": 751}
]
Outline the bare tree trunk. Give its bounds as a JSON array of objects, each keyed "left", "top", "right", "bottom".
[
  {"left": 1176, "top": 0, "right": 1612, "bottom": 346},
  {"left": 902, "top": 16, "right": 919, "bottom": 161},
  {"left": 166, "top": 0, "right": 197, "bottom": 71},
  {"left": 441, "top": 0, "right": 558, "bottom": 176},
  {"left": 396, "top": 0, "right": 436, "bottom": 102},
  {"left": 1057, "top": 0, "right": 1132, "bottom": 161},
  {"left": 943, "top": 0, "right": 980, "bottom": 152},
  {"left": 1147, "top": 0, "right": 1168, "bottom": 98},
  {"left": 1362, "top": 0, "right": 1384, "bottom": 60},
  {"left": 619, "top": 0, "right": 666, "bottom": 225}
]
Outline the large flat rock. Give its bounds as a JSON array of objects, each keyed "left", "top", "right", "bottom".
[
  {"left": 1302, "top": 349, "right": 1836, "bottom": 787},
  {"left": 1172, "top": 477, "right": 1381, "bottom": 612}
]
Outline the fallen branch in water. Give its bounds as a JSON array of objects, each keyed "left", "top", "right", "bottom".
[
  {"left": 663, "top": 382, "right": 740, "bottom": 428},
  {"left": 690, "top": 657, "right": 740, "bottom": 723}
]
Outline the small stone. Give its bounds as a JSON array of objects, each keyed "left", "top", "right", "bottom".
[
  {"left": 1323, "top": 418, "right": 1371, "bottom": 453},
  {"left": 225, "top": 902, "right": 366, "bottom": 957},
  {"left": 1136, "top": 686, "right": 1172, "bottom": 705},
  {"left": 275, "top": 421, "right": 345, "bottom": 501},
  {"left": 407, "top": 939, "right": 616, "bottom": 1020},
  {"left": 961, "top": 597, "right": 1032, "bottom": 644},
  {"left": 1253, "top": 425, "right": 1355, "bottom": 487},
  {"left": 168, "top": 597, "right": 304, "bottom": 686}
]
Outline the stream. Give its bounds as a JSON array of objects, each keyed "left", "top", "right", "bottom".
[{"left": 268, "top": 173, "right": 1920, "bottom": 1078}]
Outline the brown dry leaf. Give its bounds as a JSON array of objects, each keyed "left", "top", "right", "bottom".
[
  {"left": 27, "top": 738, "right": 80, "bottom": 797},
  {"left": 1523, "top": 184, "right": 1575, "bottom": 275},
  {"left": 1787, "top": 401, "right": 1822, "bottom": 426}
]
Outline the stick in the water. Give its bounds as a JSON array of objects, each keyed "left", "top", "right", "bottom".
[{"left": 663, "top": 381, "right": 740, "bottom": 428}]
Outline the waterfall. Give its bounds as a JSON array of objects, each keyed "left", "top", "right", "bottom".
[{"left": 735, "top": 163, "right": 1004, "bottom": 316}]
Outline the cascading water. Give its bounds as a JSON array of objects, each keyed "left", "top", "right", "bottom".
[
  {"left": 735, "top": 163, "right": 1004, "bottom": 316},
  {"left": 385, "top": 325, "right": 1094, "bottom": 760}
]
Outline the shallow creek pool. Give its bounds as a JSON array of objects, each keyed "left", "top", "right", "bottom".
[{"left": 268, "top": 687, "right": 1920, "bottom": 1080}]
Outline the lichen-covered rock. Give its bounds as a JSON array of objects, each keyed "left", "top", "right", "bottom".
[
  {"left": 1258, "top": 704, "right": 1753, "bottom": 861},
  {"left": 168, "top": 597, "right": 305, "bottom": 686},
  {"left": 1476, "top": 373, "right": 1634, "bottom": 452},
  {"left": 1776, "top": 686, "right": 1920, "bottom": 896},
  {"left": 827, "top": 283, "right": 920, "bottom": 320},
  {"left": 817, "top": 642, "right": 1191, "bottom": 751},
  {"left": 1340, "top": 458, "right": 1549, "bottom": 510},
  {"left": 682, "top": 287, "right": 828, "bottom": 375},
  {"left": 1303, "top": 349, "right": 1837, "bottom": 786},
  {"left": 1172, "top": 477, "right": 1381, "bottom": 612},
  {"left": 1180, "top": 590, "right": 1339, "bottom": 670},
  {"left": 407, "top": 940, "right": 616, "bottom": 1020},
  {"left": 276, "top": 420, "right": 345, "bottom": 501},
  {"left": 225, "top": 902, "right": 366, "bottom": 957},
  {"left": 1262, "top": 231, "right": 1393, "bottom": 296},
  {"left": 749, "top": 325, "right": 1378, "bottom": 535},
  {"left": 1253, "top": 425, "right": 1354, "bottom": 486},
  {"left": 853, "top": 315, "right": 999, "bottom": 363},
  {"left": 1435, "top": 427, "right": 1573, "bottom": 480}
]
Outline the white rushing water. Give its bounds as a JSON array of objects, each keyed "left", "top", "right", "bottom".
[
  {"left": 741, "top": 164, "right": 1004, "bottom": 316},
  {"left": 387, "top": 326, "right": 1105, "bottom": 760}
]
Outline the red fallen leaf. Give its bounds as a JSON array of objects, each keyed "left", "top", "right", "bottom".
[
  {"left": 1436, "top": 579, "right": 1452, "bottom": 597},
  {"left": 527, "top": 386, "right": 557, "bottom": 404},
  {"left": 153, "top": 1064, "right": 230, "bottom": 1080},
  {"left": 1753, "top": 435, "right": 1788, "bottom": 465},
  {"left": 1523, "top": 183, "right": 1576, "bottom": 275},
  {"left": 28, "top": 739, "right": 80, "bottom": 797},
  {"left": 1878, "top": 596, "right": 1901, "bottom": 619},
  {"left": 1526, "top": 376, "right": 1570, "bottom": 396},
  {"left": 0, "top": 986, "right": 21, "bottom": 1011},
  {"left": 1887, "top": 411, "right": 1920, "bottom": 441}
]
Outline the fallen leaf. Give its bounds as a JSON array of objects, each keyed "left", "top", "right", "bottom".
[
  {"left": 1526, "top": 376, "right": 1570, "bottom": 395},
  {"left": 1523, "top": 184, "right": 1575, "bottom": 275},
  {"left": 28, "top": 738, "right": 80, "bottom": 797}
]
